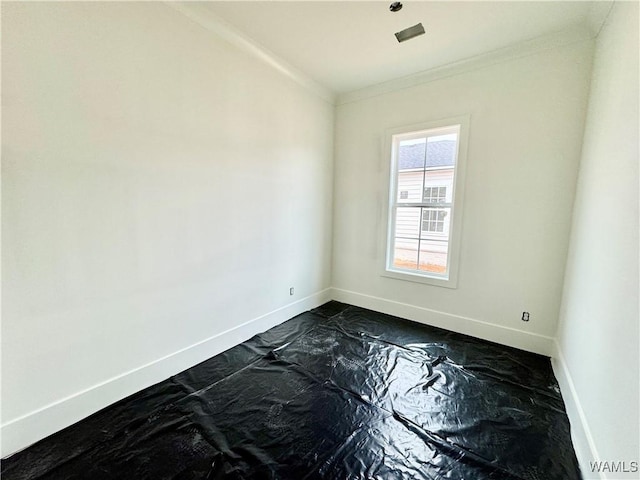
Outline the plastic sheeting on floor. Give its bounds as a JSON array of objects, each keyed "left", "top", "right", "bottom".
[{"left": 1, "top": 302, "right": 581, "bottom": 479}]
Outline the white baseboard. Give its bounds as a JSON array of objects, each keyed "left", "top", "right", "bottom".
[
  {"left": 330, "top": 288, "right": 555, "bottom": 356},
  {"left": 0, "top": 288, "right": 331, "bottom": 458},
  {"left": 551, "top": 340, "right": 603, "bottom": 480}
]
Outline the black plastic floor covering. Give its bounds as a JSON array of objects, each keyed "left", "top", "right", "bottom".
[{"left": 1, "top": 302, "right": 581, "bottom": 480}]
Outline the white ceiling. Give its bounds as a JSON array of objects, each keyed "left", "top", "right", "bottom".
[{"left": 201, "top": 1, "right": 598, "bottom": 95}]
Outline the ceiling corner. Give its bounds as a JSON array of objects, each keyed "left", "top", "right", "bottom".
[
  {"left": 165, "top": 1, "right": 336, "bottom": 105},
  {"left": 586, "top": 1, "right": 615, "bottom": 37}
]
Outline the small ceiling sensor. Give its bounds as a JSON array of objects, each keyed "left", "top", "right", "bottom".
[{"left": 389, "top": 2, "right": 403, "bottom": 12}]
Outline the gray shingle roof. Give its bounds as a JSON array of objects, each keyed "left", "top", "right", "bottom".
[{"left": 398, "top": 140, "right": 455, "bottom": 170}]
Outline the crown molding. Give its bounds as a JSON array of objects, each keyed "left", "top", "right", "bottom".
[
  {"left": 165, "top": 2, "right": 336, "bottom": 105},
  {"left": 337, "top": 24, "right": 594, "bottom": 106}
]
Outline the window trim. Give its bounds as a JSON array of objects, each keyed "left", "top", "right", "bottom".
[{"left": 380, "top": 115, "right": 470, "bottom": 289}]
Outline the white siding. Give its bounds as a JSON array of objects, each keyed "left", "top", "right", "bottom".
[{"left": 395, "top": 168, "right": 454, "bottom": 241}]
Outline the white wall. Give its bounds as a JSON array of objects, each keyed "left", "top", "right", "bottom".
[
  {"left": 1, "top": 2, "right": 333, "bottom": 455},
  {"left": 555, "top": 2, "right": 639, "bottom": 478},
  {"left": 332, "top": 39, "right": 594, "bottom": 354}
]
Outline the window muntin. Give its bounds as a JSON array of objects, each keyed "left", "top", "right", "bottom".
[{"left": 387, "top": 125, "right": 461, "bottom": 280}]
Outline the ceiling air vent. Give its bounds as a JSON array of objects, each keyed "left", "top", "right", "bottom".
[{"left": 395, "top": 23, "right": 425, "bottom": 43}]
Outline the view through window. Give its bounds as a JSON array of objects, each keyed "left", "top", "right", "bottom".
[{"left": 388, "top": 125, "right": 460, "bottom": 278}]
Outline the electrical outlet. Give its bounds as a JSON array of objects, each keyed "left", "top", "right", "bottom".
[
  {"left": 522, "top": 312, "right": 530, "bottom": 322},
  {"left": 289, "top": 287, "right": 294, "bottom": 296}
]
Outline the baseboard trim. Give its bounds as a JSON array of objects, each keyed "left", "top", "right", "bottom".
[
  {"left": 551, "top": 340, "right": 603, "bottom": 479},
  {"left": 0, "top": 288, "right": 331, "bottom": 458},
  {"left": 330, "top": 288, "right": 555, "bottom": 356}
]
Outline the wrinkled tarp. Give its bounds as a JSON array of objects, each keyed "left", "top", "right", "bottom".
[{"left": 1, "top": 302, "right": 581, "bottom": 480}]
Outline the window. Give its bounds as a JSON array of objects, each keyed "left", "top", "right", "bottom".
[
  {"left": 423, "top": 186, "right": 446, "bottom": 204},
  {"left": 422, "top": 209, "right": 446, "bottom": 233},
  {"left": 383, "top": 117, "right": 468, "bottom": 287}
]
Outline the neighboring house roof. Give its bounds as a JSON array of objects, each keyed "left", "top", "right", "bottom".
[{"left": 398, "top": 140, "right": 455, "bottom": 170}]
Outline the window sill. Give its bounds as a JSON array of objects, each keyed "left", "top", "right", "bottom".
[{"left": 381, "top": 268, "right": 458, "bottom": 289}]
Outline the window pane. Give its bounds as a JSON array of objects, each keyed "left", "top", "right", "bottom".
[
  {"left": 393, "top": 238, "right": 419, "bottom": 270},
  {"left": 395, "top": 207, "right": 420, "bottom": 239},
  {"left": 426, "top": 133, "right": 457, "bottom": 167},
  {"left": 397, "top": 171, "right": 424, "bottom": 203},
  {"left": 397, "top": 139, "right": 426, "bottom": 204},
  {"left": 419, "top": 240, "right": 448, "bottom": 274},
  {"left": 398, "top": 138, "right": 427, "bottom": 169}
]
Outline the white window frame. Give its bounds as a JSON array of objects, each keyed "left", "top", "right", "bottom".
[{"left": 381, "top": 115, "right": 470, "bottom": 288}]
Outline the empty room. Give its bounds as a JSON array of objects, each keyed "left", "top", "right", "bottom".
[{"left": 1, "top": 1, "right": 638, "bottom": 479}]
